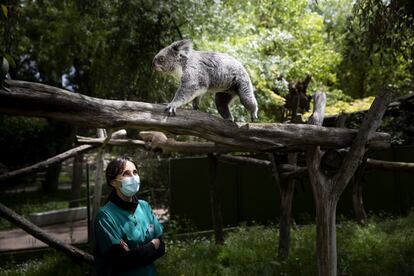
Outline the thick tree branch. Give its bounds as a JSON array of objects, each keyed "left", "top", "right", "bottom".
[
  {"left": 366, "top": 158, "right": 414, "bottom": 172},
  {"left": 0, "top": 80, "right": 389, "bottom": 152},
  {"left": 334, "top": 89, "right": 393, "bottom": 196},
  {"left": 139, "top": 131, "right": 240, "bottom": 153},
  {"left": 217, "top": 155, "right": 271, "bottom": 167}
]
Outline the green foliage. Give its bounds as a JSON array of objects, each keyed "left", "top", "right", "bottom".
[
  {"left": 338, "top": 0, "right": 414, "bottom": 98},
  {"left": 157, "top": 213, "right": 414, "bottom": 276},
  {"left": 338, "top": 213, "right": 414, "bottom": 275},
  {"left": 378, "top": 111, "right": 414, "bottom": 145},
  {"left": 0, "top": 116, "right": 49, "bottom": 169},
  {"left": 0, "top": 189, "right": 78, "bottom": 230},
  {"left": 11, "top": 0, "right": 182, "bottom": 101},
  {"left": 0, "top": 251, "right": 88, "bottom": 276},
  {"left": 178, "top": 0, "right": 349, "bottom": 122},
  {"left": 3, "top": 214, "right": 413, "bottom": 275}
]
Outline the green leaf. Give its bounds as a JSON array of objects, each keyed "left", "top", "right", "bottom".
[{"left": 1, "top": 4, "right": 7, "bottom": 18}]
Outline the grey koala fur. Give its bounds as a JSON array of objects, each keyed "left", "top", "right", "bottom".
[{"left": 153, "top": 40, "right": 258, "bottom": 121}]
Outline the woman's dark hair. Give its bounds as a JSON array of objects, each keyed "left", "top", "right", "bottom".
[{"left": 105, "top": 155, "right": 138, "bottom": 188}]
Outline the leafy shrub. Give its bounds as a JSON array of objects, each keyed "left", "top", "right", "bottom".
[
  {"left": 0, "top": 252, "right": 88, "bottom": 276},
  {"left": 1, "top": 213, "right": 413, "bottom": 276}
]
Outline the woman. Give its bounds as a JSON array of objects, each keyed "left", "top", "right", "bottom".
[{"left": 94, "top": 156, "right": 165, "bottom": 276}]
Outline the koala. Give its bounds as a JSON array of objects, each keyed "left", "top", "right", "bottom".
[{"left": 152, "top": 40, "right": 258, "bottom": 122}]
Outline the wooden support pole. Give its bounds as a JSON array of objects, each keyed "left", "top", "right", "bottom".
[
  {"left": 90, "top": 129, "right": 107, "bottom": 250},
  {"left": 352, "top": 158, "right": 368, "bottom": 225},
  {"left": 208, "top": 154, "right": 224, "bottom": 244},
  {"left": 280, "top": 153, "right": 297, "bottom": 259},
  {"left": 0, "top": 202, "right": 94, "bottom": 265},
  {"left": 307, "top": 89, "right": 393, "bottom": 276},
  {"left": 69, "top": 153, "right": 84, "bottom": 208}
]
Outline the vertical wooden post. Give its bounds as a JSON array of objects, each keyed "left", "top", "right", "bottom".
[
  {"left": 208, "top": 154, "right": 224, "bottom": 244},
  {"left": 269, "top": 152, "right": 297, "bottom": 259},
  {"left": 69, "top": 153, "right": 84, "bottom": 208},
  {"left": 280, "top": 153, "right": 297, "bottom": 258},
  {"left": 90, "top": 129, "right": 106, "bottom": 250},
  {"left": 86, "top": 163, "right": 91, "bottom": 245},
  {"left": 270, "top": 83, "right": 304, "bottom": 258},
  {"left": 307, "top": 90, "right": 392, "bottom": 276},
  {"left": 352, "top": 158, "right": 367, "bottom": 225}
]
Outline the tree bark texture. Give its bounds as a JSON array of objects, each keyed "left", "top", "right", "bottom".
[
  {"left": 0, "top": 80, "right": 390, "bottom": 152},
  {"left": 315, "top": 195, "right": 338, "bottom": 276},
  {"left": 139, "top": 131, "right": 241, "bottom": 154},
  {"left": 351, "top": 158, "right": 368, "bottom": 225},
  {"left": 366, "top": 158, "right": 414, "bottom": 172},
  {"left": 89, "top": 129, "right": 107, "bottom": 251},
  {"left": 0, "top": 202, "right": 94, "bottom": 265},
  {"left": 307, "top": 89, "right": 393, "bottom": 276},
  {"left": 269, "top": 152, "right": 297, "bottom": 259},
  {"left": 91, "top": 130, "right": 106, "bottom": 228}
]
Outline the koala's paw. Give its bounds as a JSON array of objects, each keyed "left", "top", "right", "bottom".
[{"left": 164, "top": 104, "right": 177, "bottom": 116}]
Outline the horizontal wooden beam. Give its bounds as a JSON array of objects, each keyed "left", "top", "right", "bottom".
[
  {"left": 0, "top": 80, "right": 390, "bottom": 152},
  {"left": 366, "top": 158, "right": 414, "bottom": 172}
]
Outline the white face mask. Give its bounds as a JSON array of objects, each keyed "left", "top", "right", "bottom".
[{"left": 119, "top": 175, "right": 140, "bottom": 197}]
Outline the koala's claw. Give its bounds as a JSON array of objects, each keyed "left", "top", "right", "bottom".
[{"left": 164, "top": 105, "right": 177, "bottom": 116}]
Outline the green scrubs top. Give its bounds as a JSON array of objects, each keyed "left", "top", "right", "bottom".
[{"left": 94, "top": 200, "right": 163, "bottom": 276}]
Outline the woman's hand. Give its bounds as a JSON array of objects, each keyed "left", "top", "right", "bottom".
[
  {"left": 151, "top": 238, "right": 160, "bottom": 250},
  {"left": 120, "top": 239, "right": 130, "bottom": 251}
]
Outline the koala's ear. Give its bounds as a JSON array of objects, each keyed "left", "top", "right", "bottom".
[{"left": 171, "top": 39, "right": 193, "bottom": 56}]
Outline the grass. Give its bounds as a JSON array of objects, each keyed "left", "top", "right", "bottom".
[
  {"left": 0, "top": 187, "right": 87, "bottom": 231},
  {"left": 1, "top": 212, "right": 413, "bottom": 276}
]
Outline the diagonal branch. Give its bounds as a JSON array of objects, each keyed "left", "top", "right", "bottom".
[
  {"left": 0, "top": 202, "right": 94, "bottom": 265},
  {"left": 334, "top": 89, "right": 393, "bottom": 196},
  {"left": 0, "top": 144, "right": 96, "bottom": 183}
]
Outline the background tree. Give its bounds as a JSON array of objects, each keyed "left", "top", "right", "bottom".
[{"left": 339, "top": 0, "right": 414, "bottom": 98}]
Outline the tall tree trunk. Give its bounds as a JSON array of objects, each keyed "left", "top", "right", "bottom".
[
  {"left": 278, "top": 177, "right": 295, "bottom": 258},
  {"left": 69, "top": 154, "right": 84, "bottom": 208},
  {"left": 315, "top": 194, "right": 338, "bottom": 276},
  {"left": 269, "top": 153, "right": 297, "bottom": 259},
  {"left": 307, "top": 89, "right": 392, "bottom": 276}
]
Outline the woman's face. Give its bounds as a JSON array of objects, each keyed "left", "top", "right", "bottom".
[{"left": 111, "top": 160, "right": 139, "bottom": 189}]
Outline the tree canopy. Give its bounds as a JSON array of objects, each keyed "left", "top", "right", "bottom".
[{"left": 0, "top": 0, "right": 413, "bottom": 169}]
